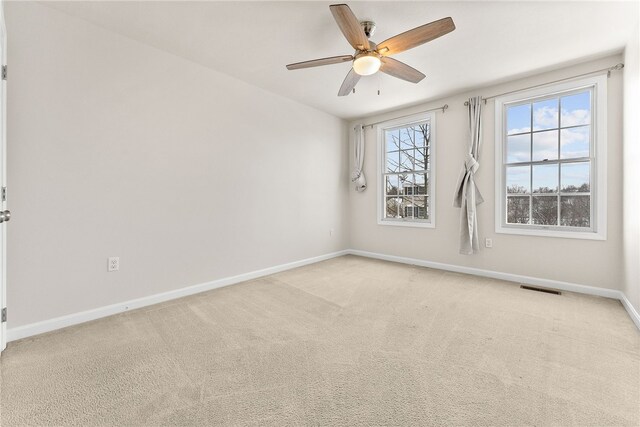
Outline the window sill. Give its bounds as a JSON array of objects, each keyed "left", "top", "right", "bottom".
[
  {"left": 378, "top": 219, "right": 435, "bottom": 229},
  {"left": 495, "top": 225, "right": 606, "bottom": 240}
]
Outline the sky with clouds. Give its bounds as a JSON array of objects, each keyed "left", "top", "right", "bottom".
[{"left": 505, "top": 90, "right": 591, "bottom": 194}]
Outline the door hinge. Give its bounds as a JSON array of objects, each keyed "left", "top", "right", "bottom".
[
  {"left": 2, "top": 187, "right": 6, "bottom": 202},
  {"left": 1, "top": 307, "right": 6, "bottom": 323},
  {"left": 2, "top": 65, "right": 6, "bottom": 81}
]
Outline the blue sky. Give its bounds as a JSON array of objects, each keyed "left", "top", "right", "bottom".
[
  {"left": 505, "top": 91, "right": 591, "bottom": 195},
  {"left": 507, "top": 162, "right": 590, "bottom": 193},
  {"left": 385, "top": 126, "right": 427, "bottom": 152},
  {"left": 385, "top": 125, "right": 429, "bottom": 174},
  {"left": 507, "top": 91, "right": 591, "bottom": 135}
]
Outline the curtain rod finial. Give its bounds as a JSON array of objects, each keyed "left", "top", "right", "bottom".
[{"left": 607, "top": 64, "right": 624, "bottom": 78}]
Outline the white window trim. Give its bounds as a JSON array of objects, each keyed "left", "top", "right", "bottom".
[
  {"left": 494, "top": 74, "right": 607, "bottom": 240},
  {"left": 376, "top": 111, "right": 436, "bottom": 229}
]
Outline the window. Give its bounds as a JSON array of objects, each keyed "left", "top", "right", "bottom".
[
  {"left": 495, "top": 75, "right": 607, "bottom": 240},
  {"left": 377, "top": 112, "right": 435, "bottom": 228},
  {"left": 404, "top": 205, "right": 426, "bottom": 218}
]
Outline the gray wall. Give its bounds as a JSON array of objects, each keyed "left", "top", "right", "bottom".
[
  {"left": 5, "top": 2, "right": 349, "bottom": 328},
  {"left": 349, "top": 55, "right": 625, "bottom": 292}
]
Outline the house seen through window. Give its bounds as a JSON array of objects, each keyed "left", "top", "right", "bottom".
[{"left": 378, "top": 112, "right": 435, "bottom": 228}]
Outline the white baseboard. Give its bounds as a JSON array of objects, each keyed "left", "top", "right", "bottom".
[
  {"left": 347, "top": 249, "right": 620, "bottom": 298},
  {"left": 7, "top": 250, "right": 349, "bottom": 342},
  {"left": 347, "top": 249, "right": 640, "bottom": 331},
  {"left": 620, "top": 292, "right": 640, "bottom": 330},
  {"left": 8, "top": 247, "right": 639, "bottom": 342}
]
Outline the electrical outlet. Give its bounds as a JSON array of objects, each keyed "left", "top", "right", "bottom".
[
  {"left": 108, "top": 257, "right": 120, "bottom": 272},
  {"left": 485, "top": 238, "right": 493, "bottom": 248},
  {"left": 329, "top": 229, "right": 334, "bottom": 236}
]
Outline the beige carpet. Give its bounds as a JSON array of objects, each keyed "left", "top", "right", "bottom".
[{"left": 1, "top": 255, "right": 639, "bottom": 426}]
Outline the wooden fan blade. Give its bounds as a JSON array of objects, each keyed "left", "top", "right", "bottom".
[
  {"left": 286, "top": 55, "right": 353, "bottom": 70},
  {"left": 338, "top": 68, "right": 360, "bottom": 96},
  {"left": 380, "top": 57, "right": 426, "bottom": 83},
  {"left": 330, "top": 4, "right": 370, "bottom": 51},
  {"left": 377, "top": 17, "right": 455, "bottom": 56}
]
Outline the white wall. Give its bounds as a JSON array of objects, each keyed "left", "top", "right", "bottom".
[
  {"left": 623, "top": 24, "right": 640, "bottom": 313},
  {"left": 5, "top": 2, "right": 348, "bottom": 328},
  {"left": 3, "top": 2, "right": 636, "bottom": 332},
  {"left": 349, "top": 55, "right": 624, "bottom": 291}
]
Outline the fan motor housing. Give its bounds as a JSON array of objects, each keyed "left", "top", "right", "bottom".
[
  {"left": 360, "top": 21, "right": 376, "bottom": 39},
  {"left": 356, "top": 40, "right": 377, "bottom": 55}
]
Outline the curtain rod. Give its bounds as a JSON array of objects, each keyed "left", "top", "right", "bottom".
[
  {"left": 463, "top": 63, "right": 624, "bottom": 106},
  {"left": 355, "top": 104, "right": 448, "bottom": 130}
]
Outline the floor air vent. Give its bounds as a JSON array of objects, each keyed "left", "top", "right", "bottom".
[{"left": 520, "top": 285, "right": 561, "bottom": 295}]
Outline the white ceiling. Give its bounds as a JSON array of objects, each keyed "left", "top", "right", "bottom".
[{"left": 44, "top": 1, "right": 638, "bottom": 120}]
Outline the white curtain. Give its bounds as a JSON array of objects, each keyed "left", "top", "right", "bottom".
[
  {"left": 352, "top": 125, "right": 367, "bottom": 192},
  {"left": 453, "top": 96, "right": 484, "bottom": 254}
]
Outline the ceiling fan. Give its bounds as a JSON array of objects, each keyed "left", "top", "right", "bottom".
[{"left": 286, "top": 4, "right": 455, "bottom": 96}]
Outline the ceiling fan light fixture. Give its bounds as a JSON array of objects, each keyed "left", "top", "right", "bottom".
[
  {"left": 286, "top": 4, "right": 456, "bottom": 96},
  {"left": 353, "top": 54, "right": 381, "bottom": 76}
]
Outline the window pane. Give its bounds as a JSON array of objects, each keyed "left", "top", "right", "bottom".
[
  {"left": 561, "top": 126, "right": 590, "bottom": 159},
  {"left": 400, "top": 128, "right": 413, "bottom": 150},
  {"left": 414, "top": 196, "right": 428, "bottom": 220},
  {"left": 385, "top": 197, "right": 400, "bottom": 218},
  {"left": 400, "top": 196, "right": 412, "bottom": 218},
  {"left": 416, "top": 124, "right": 430, "bottom": 146},
  {"left": 415, "top": 174, "right": 426, "bottom": 195},
  {"left": 400, "top": 150, "right": 414, "bottom": 172},
  {"left": 507, "top": 104, "right": 531, "bottom": 135},
  {"left": 561, "top": 162, "right": 590, "bottom": 192},
  {"left": 397, "top": 174, "right": 409, "bottom": 195},
  {"left": 533, "top": 98, "right": 559, "bottom": 131},
  {"left": 561, "top": 91, "right": 590, "bottom": 127},
  {"left": 507, "top": 196, "right": 530, "bottom": 224},
  {"left": 506, "top": 166, "right": 530, "bottom": 194},
  {"left": 532, "top": 130, "right": 558, "bottom": 161},
  {"left": 386, "top": 150, "right": 399, "bottom": 173},
  {"left": 507, "top": 134, "right": 530, "bottom": 163},
  {"left": 409, "top": 127, "right": 421, "bottom": 148},
  {"left": 403, "top": 174, "right": 416, "bottom": 195},
  {"left": 425, "top": 148, "right": 431, "bottom": 171},
  {"left": 561, "top": 196, "right": 590, "bottom": 227},
  {"left": 386, "top": 130, "right": 401, "bottom": 152},
  {"left": 385, "top": 175, "right": 399, "bottom": 196},
  {"left": 407, "top": 126, "right": 423, "bottom": 148},
  {"left": 532, "top": 164, "right": 558, "bottom": 193},
  {"left": 532, "top": 196, "right": 558, "bottom": 225},
  {"left": 414, "top": 147, "right": 427, "bottom": 171}
]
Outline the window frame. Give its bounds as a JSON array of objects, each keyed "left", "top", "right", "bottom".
[
  {"left": 376, "top": 111, "right": 436, "bottom": 228},
  {"left": 494, "top": 75, "right": 607, "bottom": 240}
]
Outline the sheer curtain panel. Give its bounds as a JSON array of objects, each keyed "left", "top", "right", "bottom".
[
  {"left": 352, "top": 125, "right": 366, "bottom": 192},
  {"left": 453, "top": 97, "right": 484, "bottom": 254}
]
